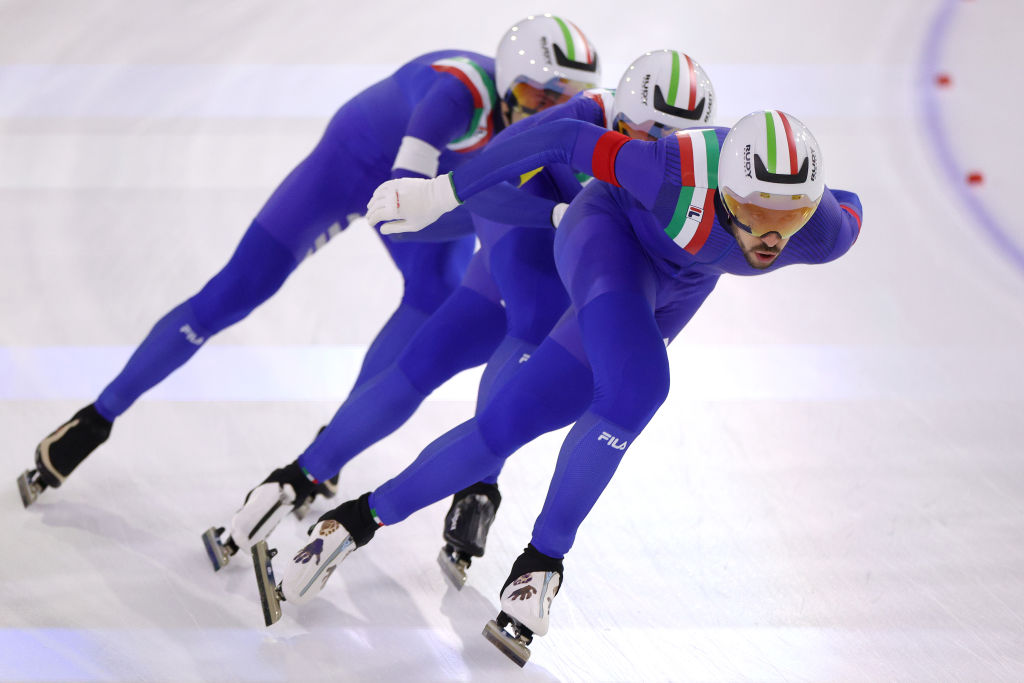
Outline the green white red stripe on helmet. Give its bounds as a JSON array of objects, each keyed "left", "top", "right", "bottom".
[
  {"left": 762, "top": 109, "right": 800, "bottom": 175},
  {"left": 550, "top": 15, "right": 594, "bottom": 65}
]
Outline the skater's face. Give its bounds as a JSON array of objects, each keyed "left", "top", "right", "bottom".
[
  {"left": 501, "top": 99, "right": 531, "bottom": 125},
  {"left": 501, "top": 76, "right": 594, "bottom": 126},
  {"left": 728, "top": 221, "right": 788, "bottom": 269}
]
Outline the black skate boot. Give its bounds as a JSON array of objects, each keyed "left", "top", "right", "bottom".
[
  {"left": 483, "top": 544, "right": 564, "bottom": 667},
  {"left": 438, "top": 482, "right": 502, "bottom": 589},
  {"left": 18, "top": 404, "right": 112, "bottom": 508},
  {"left": 253, "top": 492, "right": 380, "bottom": 626},
  {"left": 203, "top": 461, "right": 320, "bottom": 571}
]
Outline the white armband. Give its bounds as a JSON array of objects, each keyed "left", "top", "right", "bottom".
[{"left": 392, "top": 136, "right": 441, "bottom": 178}]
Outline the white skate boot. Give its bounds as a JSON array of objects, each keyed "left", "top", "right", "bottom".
[
  {"left": 437, "top": 482, "right": 501, "bottom": 589},
  {"left": 483, "top": 545, "right": 563, "bottom": 667},
  {"left": 202, "top": 461, "right": 321, "bottom": 571},
  {"left": 252, "top": 492, "right": 379, "bottom": 626}
]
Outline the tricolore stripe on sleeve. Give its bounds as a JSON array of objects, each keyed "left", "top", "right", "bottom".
[
  {"left": 430, "top": 57, "right": 498, "bottom": 152},
  {"left": 664, "top": 129, "right": 720, "bottom": 254}
]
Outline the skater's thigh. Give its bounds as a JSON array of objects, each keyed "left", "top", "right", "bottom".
[
  {"left": 384, "top": 235, "right": 476, "bottom": 313},
  {"left": 255, "top": 113, "right": 390, "bottom": 261}
]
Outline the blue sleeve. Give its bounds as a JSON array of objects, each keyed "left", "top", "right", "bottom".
[
  {"left": 445, "top": 97, "right": 603, "bottom": 227},
  {"left": 392, "top": 72, "right": 476, "bottom": 180},
  {"left": 491, "top": 93, "right": 607, "bottom": 144},
  {"left": 463, "top": 183, "right": 560, "bottom": 228},
  {"left": 451, "top": 119, "right": 664, "bottom": 203},
  {"left": 785, "top": 187, "right": 862, "bottom": 263},
  {"left": 826, "top": 188, "right": 863, "bottom": 260}
]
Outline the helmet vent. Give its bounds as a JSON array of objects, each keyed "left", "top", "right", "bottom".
[
  {"left": 653, "top": 86, "right": 704, "bottom": 121},
  {"left": 753, "top": 154, "right": 808, "bottom": 184},
  {"left": 553, "top": 43, "right": 598, "bottom": 72}
]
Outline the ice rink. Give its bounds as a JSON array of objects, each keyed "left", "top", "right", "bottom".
[{"left": 2, "top": 0, "right": 1024, "bottom": 680}]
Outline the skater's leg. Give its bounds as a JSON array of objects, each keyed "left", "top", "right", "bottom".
[
  {"left": 527, "top": 191, "right": 674, "bottom": 559},
  {"left": 95, "top": 222, "right": 298, "bottom": 419},
  {"left": 369, "top": 335, "right": 592, "bottom": 525},
  {"left": 351, "top": 233, "right": 476, "bottom": 387},
  {"left": 296, "top": 279, "right": 506, "bottom": 482},
  {"left": 475, "top": 224, "right": 569, "bottom": 410}
]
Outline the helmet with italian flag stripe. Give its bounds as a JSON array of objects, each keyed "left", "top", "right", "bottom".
[
  {"left": 718, "top": 110, "right": 824, "bottom": 239},
  {"left": 495, "top": 15, "right": 601, "bottom": 118},
  {"left": 611, "top": 50, "right": 715, "bottom": 141}
]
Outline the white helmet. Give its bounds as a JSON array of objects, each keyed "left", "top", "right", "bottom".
[
  {"left": 495, "top": 15, "right": 601, "bottom": 117},
  {"left": 611, "top": 50, "right": 715, "bottom": 140},
  {"left": 718, "top": 110, "right": 824, "bottom": 238}
]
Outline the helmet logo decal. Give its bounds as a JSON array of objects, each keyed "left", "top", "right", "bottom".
[{"left": 753, "top": 155, "right": 809, "bottom": 184}]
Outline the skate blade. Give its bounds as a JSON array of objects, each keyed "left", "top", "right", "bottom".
[
  {"left": 16, "top": 470, "right": 42, "bottom": 508},
  {"left": 436, "top": 547, "right": 468, "bottom": 590},
  {"left": 201, "top": 527, "right": 232, "bottom": 572},
  {"left": 482, "top": 619, "right": 530, "bottom": 667},
  {"left": 252, "top": 541, "right": 283, "bottom": 627}
]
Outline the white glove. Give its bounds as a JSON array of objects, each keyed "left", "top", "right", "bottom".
[
  {"left": 365, "top": 174, "right": 460, "bottom": 235},
  {"left": 551, "top": 202, "right": 569, "bottom": 228}
]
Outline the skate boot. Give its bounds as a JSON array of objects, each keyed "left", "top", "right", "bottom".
[
  {"left": 438, "top": 482, "right": 501, "bottom": 589},
  {"left": 18, "top": 404, "right": 112, "bottom": 508},
  {"left": 201, "top": 461, "right": 319, "bottom": 571},
  {"left": 252, "top": 492, "right": 379, "bottom": 626},
  {"left": 483, "top": 545, "right": 563, "bottom": 667}
]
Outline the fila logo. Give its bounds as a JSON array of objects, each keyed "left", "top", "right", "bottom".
[
  {"left": 597, "top": 431, "right": 629, "bottom": 450},
  {"left": 518, "top": 353, "right": 532, "bottom": 364},
  {"left": 687, "top": 205, "right": 703, "bottom": 220},
  {"left": 179, "top": 324, "right": 205, "bottom": 346}
]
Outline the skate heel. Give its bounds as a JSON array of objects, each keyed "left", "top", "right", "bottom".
[
  {"left": 483, "top": 610, "right": 533, "bottom": 667},
  {"left": 201, "top": 526, "right": 239, "bottom": 571},
  {"left": 252, "top": 541, "right": 284, "bottom": 627},
  {"left": 437, "top": 544, "right": 472, "bottom": 590},
  {"left": 16, "top": 469, "right": 48, "bottom": 508}
]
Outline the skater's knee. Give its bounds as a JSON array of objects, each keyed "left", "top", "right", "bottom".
[{"left": 592, "top": 349, "right": 669, "bottom": 432}]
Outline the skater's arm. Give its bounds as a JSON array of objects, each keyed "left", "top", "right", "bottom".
[
  {"left": 451, "top": 120, "right": 665, "bottom": 208},
  {"left": 786, "top": 187, "right": 863, "bottom": 264},
  {"left": 391, "top": 66, "right": 489, "bottom": 179},
  {"left": 365, "top": 120, "right": 662, "bottom": 234}
]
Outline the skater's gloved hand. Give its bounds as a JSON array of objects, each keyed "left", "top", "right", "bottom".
[
  {"left": 366, "top": 174, "right": 461, "bottom": 235},
  {"left": 551, "top": 202, "right": 569, "bottom": 228}
]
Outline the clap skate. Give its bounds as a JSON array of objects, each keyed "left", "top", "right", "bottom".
[
  {"left": 18, "top": 405, "right": 112, "bottom": 508},
  {"left": 482, "top": 545, "right": 563, "bottom": 667},
  {"left": 201, "top": 461, "right": 330, "bottom": 571},
  {"left": 251, "top": 493, "right": 379, "bottom": 626},
  {"left": 252, "top": 541, "right": 285, "bottom": 626},
  {"left": 437, "top": 482, "right": 501, "bottom": 589}
]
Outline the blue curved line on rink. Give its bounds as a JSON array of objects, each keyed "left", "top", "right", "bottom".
[{"left": 919, "top": 0, "right": 1024, "bottom": 275}]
